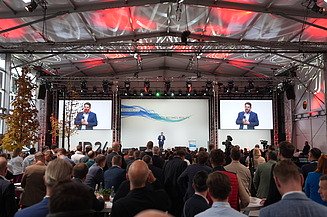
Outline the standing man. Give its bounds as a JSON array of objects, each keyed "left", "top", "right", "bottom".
[
  {"left": 158, "top": 132, "right": 166, "bottom": 149},
  {"left": 236, "top": 102, "right": 259, "bottom": 129},
  {"left": 0, "top": 157, "right": 17, "bottom": 217},
  {"left": 74, "top": 102, "right": 98, "bottom": 130}
]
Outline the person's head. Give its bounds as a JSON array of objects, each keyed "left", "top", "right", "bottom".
[
  {"left": 75, "top": 145, "right": 82, "bottom": 152},
  {"left": 95, "top": 154, "right": 106, "bottom": 168},
  {"left": 230, "top": 147, "right": 241, "bottom": 161},
  {"left": 267, "top": 151, "right": 277, "bottom": 161},
  {"left": 309, "top": 148, "right": 322, "bottom": 161},
  {"left": 253, "top": 148, "right": 261, "bottom": 157},
  {"left": 176, "top": 149, "right": 186, "bottom": 160},
  {"left": 12, "top": 148, "right": 22, "bottom": 158},
  {"left": 128, "top": 160, "right": 150, "bottom": 189},
  {"left": 273, "top": 160, "right": 303, "bottom": 195},
  {"left": 160, "top": 132, "right": 164, "bottom": 136},
  {"left": 146, "top": 141, "right": 154, "bottom": 150},
  {"left": 87, "top": 150, "right": 96, "bottom": 159},
  {"left": 209, "top": 149, "right": 225, "bottom": 166},
  {"left": 135, "top": 210, "right": 173, "bottom": 217},
  {"left": 153, "top": 146, "right": 160, "bottom": 155},
  {"left": 206, "top": 172, "right": 231, "bottom": 201},
  {"left": 48, "top": 181, "right": 93, "bottom": 217},
  {"left": 73, "top": 163, "right": 88, "bottom": 180},
  {"left": 85, "top": 145, "right": 92, "bottom": 153},
  {"left": 29, "top": 147, "right": 36, "bottom": 155},
  {"left": 44, "top": 150, "right": 53, "bottom": 162},
  {"left": 112, "top": 155, "right": 122, "bottom": 167},
  {"left": 133, "top": 150, "right": 141, "bottom": 159},
  {"left": 278, "top": 141, "right": 295, "bottom": 159},
  {"left": 197, "top": 151, "right": 209, "bottom": 164},
  {"left": 112, "top": 142, "right": 120, "bottom": 152},
  {"left": 34, "top": 152, "right": 45, "bottom": 163},
  {"left": 315, "top": 155, "right": 327, "bottom": 174},
  {"left": 193, "top": 171, "right": 208, "bottom": 193},
  {"left": 318, "top": 175, "right": 327, "bottom": 202},
  {"left": 244, "top": 102, "right": 252, "bottom": 113},
  {"left": 0, "top": 157, "right": 7, "bottom": 176},
  {"left": 56, "top": 148, "right": 68, "bottom": 157},
  {"left": 83, "top": 102, "right": 91, "bottom": 113},
  {"left": 44, "top": 159, "right": 72, "bottom": 189},
  {"left": 142, "top": 155, "right": 152, "bottom": 165}
]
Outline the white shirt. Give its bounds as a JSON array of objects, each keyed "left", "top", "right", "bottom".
[
  {"left": 81, "top": 113, "right": 89, "bottom": 130},
  {"left": 243, "top": 113, "right": 250, "bottom": 129}
]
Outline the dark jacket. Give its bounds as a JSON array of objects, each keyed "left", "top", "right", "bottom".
[
  {"left": 183, "top": 194, "right": 210, "bottom": 217},
  {"left": 0, "top": 176, "right": 17, "bottom": 217},
  {"left": 104, "top": 165, "right": 126, "bottom": 190}
]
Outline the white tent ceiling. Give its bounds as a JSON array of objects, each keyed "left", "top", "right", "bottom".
[{"left": 0, "top": 0, "right": 326, "bottom": 82}]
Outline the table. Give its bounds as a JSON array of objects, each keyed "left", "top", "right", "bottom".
[
  {"left": 242, "top": 197, "right": 262, "bottom": 217},
  {"left": 97, "top": 201, "right": 112, "bottom": 217}
]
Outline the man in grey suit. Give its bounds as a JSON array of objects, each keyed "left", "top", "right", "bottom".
[{"left": 259, "top": 160, "right": 327, "bottom": 217}]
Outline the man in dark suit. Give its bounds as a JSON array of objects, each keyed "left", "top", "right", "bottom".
[
  {"left": 158, "top": 132, "right": 166, "bottom": 149},
  {"left": 163, "top": 149, "right": 188, "bottom": 217},
  {"left": 259, "top": 160, "right": 327, "bottom": 217},
  {"left": 111, "top": 160, "right": 171, "bottom": 217},
  {"left": 301, "top": 148, "right": 321, "bottom": 181},
  {"left": 152, "top": 146, "right": 165, "bottom": 169},
  {"left": 105, "top": 142, "right": 127, "bottom": 170},
  {"left": 74, "top": 102, "right": 98, "bottom": 130},
  {"left": 104, "top": 155, "right": 126, "bottom": 190},
  {"left": 178, "top": 151, "right": 212, "bottom": 201},
  {"left": 84, "top": 155, "right": 106, "bottom": 190},
  {"left": 0, "top": 157, "right": 17, "bottom": 217},
  {"left": 183, "top": 171, "right": 210, "bottom": 217},
  {"left": 236, "top": 102, "right": 259, "bottom": 129}
]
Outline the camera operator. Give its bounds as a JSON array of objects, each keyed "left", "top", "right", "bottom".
[{"left": 222, "top": 135, "right": 233, "bottom": 165}]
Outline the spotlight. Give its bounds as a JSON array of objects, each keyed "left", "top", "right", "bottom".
[
  {"left": 25, "top": 0, "right": 38, "bottom": 12},
  {"left": 92, "top": 86, "right": 97, "bottom": 93},
  {"left": 171, "top": 91, "right": 175, "bottom": 97},
  {"left": 186, "top": 81, "right": 192, "bottom": 93},
  {"left": 164, "top": 81, "right": 171, "bottom": 93},
  {"left": 205, "top": 81, "right": 213, "bottom": 93},
  {"left": 227, "top": 81, "right": 234, "bottom": 93},
  {"left": 181, "top": 30, "right": 191, "bottom": 44},
  {"left": 155, "top": 90, "right": 161, "bottom": 97},
  {"left": 144, "top": 81, "right": 150, "bottom": 93}
]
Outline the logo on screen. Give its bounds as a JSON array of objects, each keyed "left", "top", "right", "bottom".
[{"left": 121, "top": 105, "right": 190, "bottom": 122}]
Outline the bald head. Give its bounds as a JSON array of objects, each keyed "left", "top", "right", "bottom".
[
  {"left": 112, "top": 142, "right": 120, "bottom": 152},
  {"left": 0, "top": 157, "right": 7, "bottom": 176},
  {"left": 135, "top": 210, "right": 173, "bottom": 217},
  {"left": 128, "top": 160, "right": 150, "bottom": 189}
]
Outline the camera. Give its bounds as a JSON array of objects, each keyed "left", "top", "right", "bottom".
[{"left": 260, "top": 140, "right": 268, "bottom": 149}]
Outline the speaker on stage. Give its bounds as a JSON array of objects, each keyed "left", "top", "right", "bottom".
[
  {"left": 37, "top": 83, "right": 47, "bottom": 99},
  {"left": 285, "top": 83, "right": 295, "bottom": 100}
]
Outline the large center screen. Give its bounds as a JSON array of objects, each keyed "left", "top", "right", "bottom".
[
  {"left": 220, "top": 100, "right": 273, "bottom": 130},
  {"left": 121, "top": 99, "right": 209, "bottom": 149}
]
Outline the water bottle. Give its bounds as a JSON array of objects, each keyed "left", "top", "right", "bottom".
[{"left": 110, "top": 186, "right": 115, "bottom": 202}]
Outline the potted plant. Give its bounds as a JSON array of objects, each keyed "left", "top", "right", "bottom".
[{"left": 98, "top": 188, "right": 111, "bottom": 201}]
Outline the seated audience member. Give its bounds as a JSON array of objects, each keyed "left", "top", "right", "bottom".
[
  {"left": 111, "top": 160, "right": 171, "bottom": 217},
  {"left": 14, "top": 158, "right": 72, "bottom": 217},
  {"left": 106, "top": 142, "right": 126, "bottom": 169},
  {"left": 56, "top": 148, "right": 75, "bottom": 166},
  {"left": 301, "top": 148, "right": 321, "bottom": 181},
  {"left": 79, "top": 145, "right": 93, "bottom": 163},
  {"left": 84, "top": 154, "right": 106, "bottom": 190},
  {"left": 145, "top": 141, "right": 154, "bottom": 157},
  {"left": 0, "top": 156, "right": 18, "bottom": 217},
  {"left": 72, "top": 163, "right": 104, "bottom": 211},
  {"left": 178, "top": 151, "right": 212, "bottom": 201},
  {"left": 259, "top": 160, "right": 327, "bottom": 217},
  {"left": 47, "top": 181, "right": 94, "bottom": 217},
  {"left": 254, "top": 151, "right": 277, "bottom": 199},
  {"left": 152, "top": 146, "right": 165, "bottom": 169},
  {"left": 195, "top": 172, "right": 247, "bottom": 217},
  {"left": 319, "top": 174, "right": 327, "bottom": 202},
  {"left": 125, "top": 149, "right": 135, "bottom": 165},
  {"left": 85, "top": 151, "right": 96, "bottom": 168},
  {"left": 20, "top": 152, "right": 47, "bottom": 208},
  {"left": 142, "top": 155, "right": 163, "bottom": 184},
  {"left": 163, "top": 150, "right": 188, "bottom": 217},
  {"left": 304, "top": 154, "right": 327, "bottom": 206},
  {"left": 209, "top": 149, "right": 249, "bottom": 210},
  {"left": 104, "top": 155, "right": 126, "bottom": 190},
  {"left": 183, "top": 171, "right": 210, "bottom": 217},
  {"left": 71, "top": 145, "right": 85, "bottom": 164},
  {"left": 135, "top": 209, "right": 173, "bottom": 217},
  {"left": 22, "top": 147, "right": 36, "bottom": 172},
  {"left": 224, "top": 147, "right": 251, "bottom": 196},
  {"left": 264, "top": 141, "right": 295, "bottom": 206}
]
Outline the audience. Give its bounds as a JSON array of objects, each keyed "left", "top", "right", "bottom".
[
  {"left": 183, "top": 171, "right": 210, "bottom": 217},
  {"left": 178, "top": 151, "right": 212, "bottom": 201},
  {"left": 195, "top": 172, "right": 247, "bottom": 217},
  {"left": 301, "top": 148, "right": 321, "bottom": 181},
  {"left": 111, "top": 160, "right": 171, "bottom": 217},
  {"left": 106, "top": 142, "right": 126, "bottom": 169},
  {"left": 319, "top": 174, "right": 327, "bottom": 202},
  {"left": 304, "top": 154, "right": 327, "bottom": 206},
  {"left": 71, "top": 145, "right": 85, "bottom": 164},
  {"left": 22, "top": 147, "right": 36, "bottom": 172},
  {"left": 47, "top": 181, "right": 94, "bottom": 217},
  {"left": 84, "top": 154, "right": 106, "bottom": 190},
  {"left": 14, "top": 158, "right": 72, "bottom": 217},
  {"left": 152, "top": 146, "right": 165, "bottom": 169},
  {"left": 254, "top": 151, "right": 277, "bottom": 199},
  {"left": 20, "top": 152, "right": 46, "bottom": 208},
  {"left": 104, "top": 155, "right": 126, "bottom": 190},
  {"left": 259, "top": 160, "right": 327, "bottom": 217},
  {"left": 142, "top": 155, "right": 163, "bottom": 184},
  {"left": 0, "top": 156, "right": 17, "bottom": 217}
]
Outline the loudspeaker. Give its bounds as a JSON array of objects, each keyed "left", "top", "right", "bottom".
[
  {"left": 285, "top": 84, "right": 295, "bottom": 100},
  {"left": 37, "top": 84, "right": 47, "bottom": 99}
]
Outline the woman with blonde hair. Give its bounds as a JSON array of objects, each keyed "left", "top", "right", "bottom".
[
  {"left": 305, "top": 154, "right": 327, "bottom": 206},
  {"left": 253, "top": 148, "right": 265, "bottom": 170}
]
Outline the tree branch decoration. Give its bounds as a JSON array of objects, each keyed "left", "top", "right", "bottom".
[
  {"left": 1, "top": 66, "right": 39, "bottom": 151},
  {"left": 50, "top": 113, "right": 59, "bottom": 145}
]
